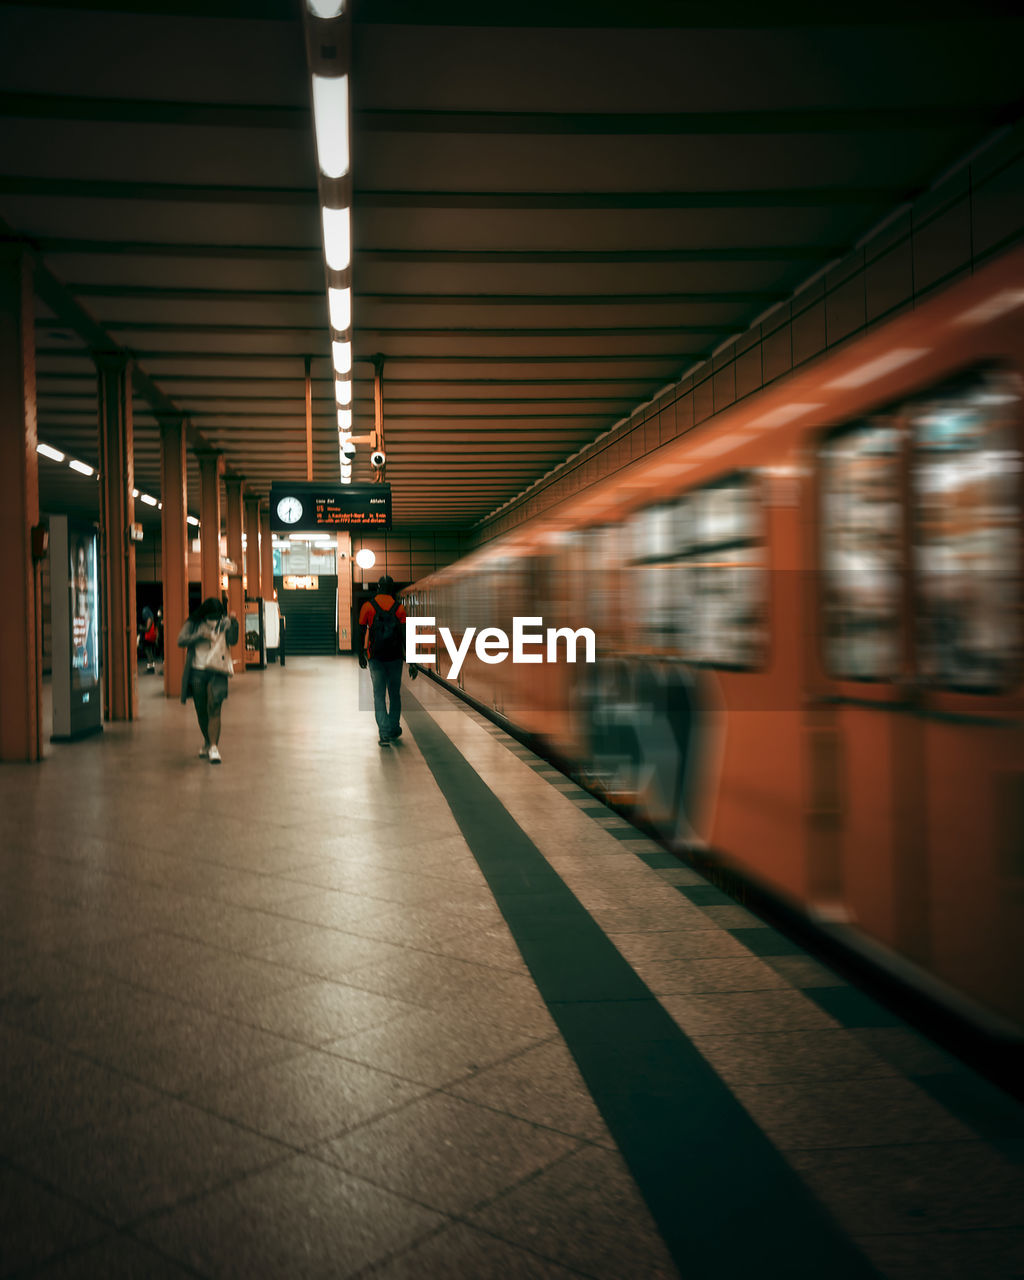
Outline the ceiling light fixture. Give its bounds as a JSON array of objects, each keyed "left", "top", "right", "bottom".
[
  {"left": 337, "top": 408, "right": 352, "bottom": 429},
  {"left": 139, "top": 493, "right": 158, "bottom": 507},
  {"left": 328, "top": 287, "right": 351, "bottom": 332},
  {"left": 335, "top": 378, "right": 352, "bottom": 406},
  {"left": 332, "top": 340, "right": 352, "bottom": 375},
  {"left": 37, "top": 443, "right": 65, "bottom": 462},
  {"left": 321, "top": 207, "right": 351, "bottom": 271},
  {"left": 68, "top": 459, "right": 94, "bottom": 476},
  {"left": 311, "top": 74, "right": 349, "bottom": 180},
  {"left": 306, "top": 0, "right": 344, "bottom": 16}
]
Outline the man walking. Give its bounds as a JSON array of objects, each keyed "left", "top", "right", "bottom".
[{"left": 358, "top": 574, "right": 407, "bottom": 747}]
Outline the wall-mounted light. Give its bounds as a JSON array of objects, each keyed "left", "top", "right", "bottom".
[
  {"left": 311, "top": 74, "right": 349, "bottom": 180},
  {"left": 355, "top": 548, "right": 376, "bottom": 569}
]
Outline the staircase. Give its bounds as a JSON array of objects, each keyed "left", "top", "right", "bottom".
[{"left": 275, "top": 577, "right": 337, "bottom": 656}]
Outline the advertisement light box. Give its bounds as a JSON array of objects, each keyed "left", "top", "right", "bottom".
[{"left": 270, "top": 483, "right": 391, "bottom": 531}]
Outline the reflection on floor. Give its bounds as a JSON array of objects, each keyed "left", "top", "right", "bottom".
[{"left": 1, "top": 659, "right": 1022, "bottom": 1279}]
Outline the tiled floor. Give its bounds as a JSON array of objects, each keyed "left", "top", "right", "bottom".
[{"left": 1, "top": 658, "right": 1022, "bottom": 1279}]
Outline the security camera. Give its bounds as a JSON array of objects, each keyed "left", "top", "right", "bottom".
[{"left": 370, "top": 449, "right": 386, "bottom": 468}]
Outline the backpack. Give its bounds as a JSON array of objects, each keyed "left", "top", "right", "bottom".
[{"left": 368, "top": 596, "right": 403, "bottom": 660}]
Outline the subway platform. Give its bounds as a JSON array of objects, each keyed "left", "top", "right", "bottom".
[{"left": 2, "top": 660, "right": 1023, "bottom": 1280}]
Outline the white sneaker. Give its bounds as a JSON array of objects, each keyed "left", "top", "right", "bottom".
[
  {"left": 208, "top": 745, "right": 222, "bottom": 764},
  {"left": 198, "top": 743, "right": 209, "bottom": 758}
]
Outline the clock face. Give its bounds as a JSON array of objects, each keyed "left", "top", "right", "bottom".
[{"left": 277, "top": 496, "right": 303, "bottom": 525}]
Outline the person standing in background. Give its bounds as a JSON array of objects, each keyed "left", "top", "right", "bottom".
[
  {"left": 358, "top": 575, "right": 407, "bottom": 747},
  {"left": 140, "top": 606, "right": 158, "bottom": 674}
]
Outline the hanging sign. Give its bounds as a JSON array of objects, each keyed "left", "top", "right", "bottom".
[{"left": 270, "top": 483, "right": 391, "bottom": 531}]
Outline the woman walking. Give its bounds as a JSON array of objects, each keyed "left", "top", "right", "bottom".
[{"left": 177, "top": 597, "right": 238, "bottom": 764}]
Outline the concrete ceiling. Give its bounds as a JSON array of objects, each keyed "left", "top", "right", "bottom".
[{"left": 2, "top": 0, "right": 1022, "bottom": 530}]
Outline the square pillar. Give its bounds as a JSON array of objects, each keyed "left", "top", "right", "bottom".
[
  {"left": 196, "top": 450, "right": 223, "bottom": 602},
  {"left": 244, "top": 494, "right": 262, "bottom": 598},
  {"left": 260, "top": 503, "right": 274, "bottom": 600},
  {"left": 96, "top": 351, "right": 137, "bottom": 722},
  {"left": 224, "top": 476, "right": 245, "bottom": 676},
  {"left": 159, "top": 417, "right": 188, "bottom": 698},
  {"left": 336, "top": 530, "right": 352, "bottom": 651},
  {"left": 0, "top": 244, "right": 41, "bottom": 761}
]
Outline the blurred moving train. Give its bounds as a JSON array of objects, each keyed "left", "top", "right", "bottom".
[{"left": 407, "top": 247, "right": 1024, "bottom": 1039}]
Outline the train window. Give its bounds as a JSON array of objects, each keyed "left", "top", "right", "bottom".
[
  {"left": 821, "top": 423, "right": 903, "bottom": 681},
  {"left": 668, "top": 475, "right": 765, "bottom": 669},
  {"left": 910, "top": 371, "right": 1022, "bottom": 693}
]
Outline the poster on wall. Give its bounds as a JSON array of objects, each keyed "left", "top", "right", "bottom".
[{"left": 50, "top": 515, "right": 103, "bottom": 740}]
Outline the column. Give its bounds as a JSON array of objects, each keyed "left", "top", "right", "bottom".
[
  {"left": 196, "top": 449, "right": 223, "bottom": 601},
  {"left": 336, "top": 530, "right": 352, "bottom": 651},
  {"left": 0, "top": 244, "right": 41, "bottom": 761},
  {"left": 260, "top": 503, "right": 274, "bottom": 599},
  {"left": 96, "top": 351, "right": 137, "bottom": 722},
  {"left": 159, "top": 417, "right": 188, "bottom": 698},
  {"left": 244, "top": 494, "right": 262, "bottom": 599},
  {"left": 224, "top": 475, "right": 245, "bottom": 676}
]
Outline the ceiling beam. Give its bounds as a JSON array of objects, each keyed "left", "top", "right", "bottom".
[
  {"left": 2, "top": 177, "right": 909, "bottom": 208},
  {"left": 357, "top": 105, "right": 999, "bottom": 135},
  {"left": 2, "top": 93, "right": 1000, "bottom": 136},
  {"left": 30, "top": 240, "right": 843, "bottom": 264},
  {"left": 67, "top": 284, "right": 785, "bottom": 305}
]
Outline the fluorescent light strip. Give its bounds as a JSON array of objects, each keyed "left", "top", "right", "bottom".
[
  {"left": 307, "top": 0, "right": 344, "bottom": 16},
  {"left": 337, "top": 408, "right": 352, "bottom": 429},
  {"left": 328, "top": 287, "right": 351, "bottom": 332},
  {"left": 37, "top": 443, "right": 65, "bottom": 462},
  {"left": 68, "top": 459, "right": 94, "bottom": 475},
  {"left": 311, "top": 74, "right": 349, "bottom": 180},
  {"left": 322, "top": 207, "right": 351, "bottom": 271},
  {"left": 825, "top": 348, "right": 929, "bottom": 390},
  {"left": 186, "top": 515, "right": 200, "bottom": 526},
  {"left": 139, "top": 493, "right": 158, "bottom": 507},
  {"left": 332, "top": 340, "right": 352, "bottom": 375},
  {"left": 335, "top": 378, "right": 352, "bottom": 406}
]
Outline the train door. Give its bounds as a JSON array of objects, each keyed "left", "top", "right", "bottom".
[
  {"left": 816, "top": 417, "right": 921, "bottom": 953},
  {"left": 815, "top": 369, "right": 1024, "bottom": 1028},
  {"left": 905, "top": 372, "right": 1024, "bottom": 1029}
]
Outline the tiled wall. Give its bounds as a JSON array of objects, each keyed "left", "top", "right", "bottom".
[
  {"left": 348, "top": 527, "right": 473, "bottom": 588},
  {"left": 474, "top": 121, "right": 1024, "bottom": 546}
]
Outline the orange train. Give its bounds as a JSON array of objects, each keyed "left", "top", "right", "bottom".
[{"left": 407, "top": 246, "right": 1024, "bottom": 1039}]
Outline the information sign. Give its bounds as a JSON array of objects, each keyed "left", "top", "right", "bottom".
[{"left": 270, "top": 483, "right": 391, "bottom": 531}]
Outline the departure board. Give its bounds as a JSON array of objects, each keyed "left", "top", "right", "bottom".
[{"left": 270, "top": 483, "right": 392, "bottom": 531}]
